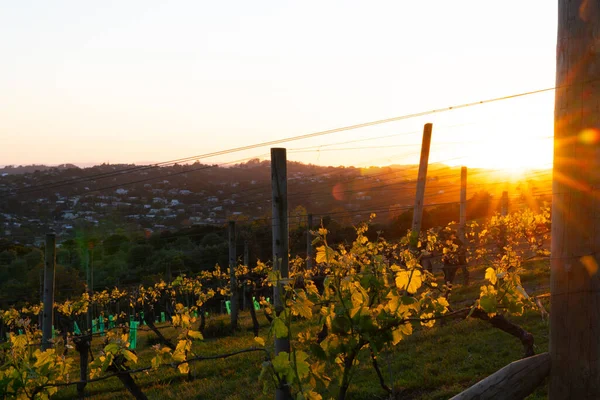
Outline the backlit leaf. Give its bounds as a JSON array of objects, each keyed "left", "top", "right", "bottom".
[
  {"left": 178, "top": 362, "right": 189, "bottom": 374},
  {"left": 273, "top": 317, "right": 288, "bottom": 338},
  {"left": 485, "top": 267, "right": 497, "bottom": 285}
]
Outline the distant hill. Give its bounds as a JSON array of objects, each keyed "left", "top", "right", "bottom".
[
  {"left": 0, "top": 159, "right": 552, "bottom": 246},
  {"left": 0, "top": 164, "right": 79, "bottom": 175}
]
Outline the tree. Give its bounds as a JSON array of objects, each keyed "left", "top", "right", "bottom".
[
  {"left": 127, "top": 244, "right": 154, "bottom": 270},
  {"left": 200, "top": 232, "right": 225, "bottom": 247},
  {"left": 550, "top": 2, "right": 600, "bottom": 398},
  {"left": 0, "top": 250, "right": 16, "bottom": 266},
  {"left": 103, "top": 234, "right": 129, "bottom": 256},
  {"left": 59, "top": 239, "right": 80, "bottom": 268},
  {"left": 24, "top": 249, "right": 43, "bottom": 269}
]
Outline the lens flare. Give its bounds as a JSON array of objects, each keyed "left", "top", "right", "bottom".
[
  {"left": 332, "top": 183, "right": 345, "bottom": 201},
  {"left": 581, "top": 255, "right": 599, "bottom": 277},
  {"left": 578, "top": 128, "right": 600, "bottom": 145}
]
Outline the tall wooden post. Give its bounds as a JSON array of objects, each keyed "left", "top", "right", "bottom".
[
  {"left": 501, "top": 191, "right": 509, "bottom": 216},
  {"left": 410, "top": 123, "right": 433, "bottom": 248},
  {"left": 306, "top": 213, "right": 313, "bottom": 270},
  {"left": 459, "top": 166, "right": 467, "bottom": 238},
  {"left": 228, "top": 221, "right": 239, "bottom": 331},
  {"left": 86, "top": 248, "right": 95, "bottom": 332},
  {"left": 271, "top": 148, "right": 291, "bottom": 400},
  {"left": 42, "top": 233, "right": 56, "bottom": 350},
  {"left": 550, "top": 2, "right": 600, "bottom": 398},
  {"left": 89, "top": 244, "right": 94, "bottom": 297},
  {"left": 38, "top": 269, "right": 43, "bottom": 329},
  {"left": 243, "top": 240, "right": 249, "bottom": 310}
]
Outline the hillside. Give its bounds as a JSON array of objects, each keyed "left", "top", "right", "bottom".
[{"left": 0, "top": 160, "right": 551, "bottom": 246}]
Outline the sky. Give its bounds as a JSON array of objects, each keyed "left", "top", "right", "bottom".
[{"left": 0, "top": 1, "right": 557, "bottom": 171}]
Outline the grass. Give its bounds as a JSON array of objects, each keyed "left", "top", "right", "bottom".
[{"left": 53, "top": 260, "right": 551, "bottom": 399}]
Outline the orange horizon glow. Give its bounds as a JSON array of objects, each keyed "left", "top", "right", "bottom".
[{"left": 0, "top": 2, "right": 557, "bottom": 172}]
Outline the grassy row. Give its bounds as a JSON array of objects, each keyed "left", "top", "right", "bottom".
[{"left": 54, "top": 259, "right": 551, "bottom": 399}]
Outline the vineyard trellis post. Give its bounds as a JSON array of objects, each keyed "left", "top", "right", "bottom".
[
  {"left": 306, "top": 213, "right": 313, "bottom": 270},
  {"left": 550, "top": 1, "right": 600, "bottom": 398},
  {"left": 271, "top": 147, "right": 291, "bottom": 400},
  {"left": 228, "top": 220, "right": 239, "bottom": 330},
  {"left": 86, "top": 248, "right": 92, "bottom": 332},
  {"left": 500, "top": 191, "right": 508, "bottom": 216},
  {"left": 243, "top": 239, "right": 249, "bottom": 310},
  {"left": 42, "top": 233, "right": 56, "bottom": 350},
  {"left": 38, "top": 269, "right": 43, "bottom": 329},
  {"left": 459, "top": 166, "right": 467, "bottom": 239},
  {"left": 410, "top": 123, "right": 433, "bottom": 248},
  {"left": 244, "top": 239, "right": 249, "bottom": 267}
]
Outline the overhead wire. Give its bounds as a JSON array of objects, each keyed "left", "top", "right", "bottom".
[
  {"left": 1, "top": 85, "right": 557, "bottom": 198},
  {"left": 0, "top": 80, "right": 564, "bottom": 251}
]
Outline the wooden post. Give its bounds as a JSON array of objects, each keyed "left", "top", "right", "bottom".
[
  {"left": 550, "top": 2, "right": 600, "bottom": 398},
  {"left": 228, "top": 221, "right": 239, "bottom": 331},
  {"left": 90, "top": 244, "right": 94, "bottom": 297},
  {"left": 42, "top": 233, "right": 56, "bottom": 350},
  {"left": 459, "top": 166, "right": 467, "bottom": 238},
  {"left": 244, "top": 239, "right": 249, "bottom": 267},
  {"left": 450, "top": 353, "right": 550, "bottom": 400},
  {"left": 271, "top": 148, "right": 291, "bottom": 400},
  {"left": 86, "top": 248, "right": 92, "bottom": 332},
  {"left": 306, "top": 213, "right": 313, "bottom": 270},
  {"left": 410, "top": 123, "right": 433, "bottom": 248},
  {"left": 501, "top": 191, "right": 508, "bottom": 216},
  {"left": 90, "top": 245, "right": 95, "bottom": 327},
  {"left": 38, "top": 269, "right": 43, "bottom": 330},
  {"left": 75, "top": 336, "right": 91, "bottom": 398},
  {"left": 243, "top": 240, "right": 249, "bottom": 311},
  {"left": 166, "top": 260, "right": 172, "bottom": 282}
]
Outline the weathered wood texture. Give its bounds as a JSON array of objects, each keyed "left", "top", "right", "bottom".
[
  {"left": 42, "top": 233, "right": 56, "bottom": 350},
  {"left": 228, "top": 220, "right": 239, "bottom": 331},
  {"left": 74, "top": 335, "right": 91, "bottom": 399},
  {"left": 551, "top": 1, "right": 600, "bottom": 399},
  {"left": 243, "top": 239, "right": 249, "bottom": 310},
  {"left": 306, "top": 213, "right": 313, "bottom": 270},
  {"left": 500, "top": 191, "right": 508, "bottom": 216},
  {"left": 271, "top": 148, "right": 292, "bottom": 400},
  {"left": 450, "top": 352, "right": 550, "bottom": 400},
  {"left": 459, "top": 166, "right": 467, "bottom": 236},
  {"left": 410, "top": 123, "right": 433, "bottom": 248}
]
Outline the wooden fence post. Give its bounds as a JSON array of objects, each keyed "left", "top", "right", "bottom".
[
  {"left": 410, "top": 123, "right": 433, "bottom": 248},
  {"left": 450, "top": 353, "right": 550, "bottom": 400},
  {"left": 228, "top": 220, "right": 239, "bottom": 331},
  {"left": 271, "top": 148, "right": 291, "bottom": 400},
  {"left": 42, "top": 233, "right": 56, "bottom": 350},
  {"left": 550, "top": 1, "right": 600, "bottom": 397},
  {"left": 86, "top": 248, "right": 92, "bottom": 332},
  {"left": 243, "top": 239, "right": 249, "bottom": 310},
  {"left": 459, "top": 166, "right": 467, "bottom": 238},
  {"left": 306, "top": 213, "right": 313, "bottom": 270},
  {"left": 38, "top": 269, "right": 43, "bottom": 330},
  {"left": 501, "top": 191, "right": 508, "bottom": 216}
]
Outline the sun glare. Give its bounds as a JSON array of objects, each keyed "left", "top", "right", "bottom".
[{"left": 449, "top": 136, "right": 552, "bottom": 173}]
